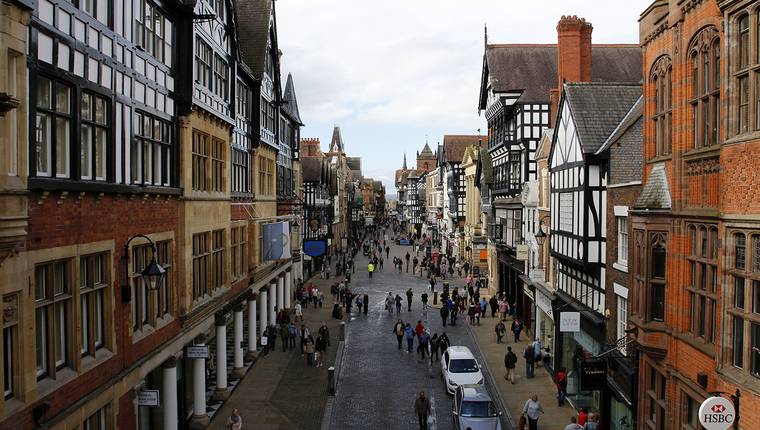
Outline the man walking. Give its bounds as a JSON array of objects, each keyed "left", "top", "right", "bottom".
[
  {"left": 524, "top": 343, "right": 536, "bottom": 379},
  {"left": 421, "top": 292, "right": 429, "bottom": 311},
  {"left": 363, "top": 293, "right": 369, "bottom": 315},
  {"left": 393, "top": 319, "right": 404, "bottom": 350},
  {"left": 405, "top": 252, "right": 411, "bottom": 272},
  {"left": 440, "top": 305, "right": 449, "bottom": 327},
  {"left": 385, "top": 245, "right": 390, "bottom": 258},
  {"left": 415, "top": 391, "right": 431, "bottom": 430},
  {"left": 495, "top": 321, "right": 506, "bottom": 344},
  {"left": 406, "top": 288, "right": 414, "bottom": 311},
  {"left": 367, "top": 262, "right": 375, "bottom": 278},
  {"left": 504, "top": 346, "right": 517, "bottom": 384}
]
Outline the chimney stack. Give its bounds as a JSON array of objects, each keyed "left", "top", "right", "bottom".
[{"left": 556, "top": 15, "right": 593, "bottom": 89}]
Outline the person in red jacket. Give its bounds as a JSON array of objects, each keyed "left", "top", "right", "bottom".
[
  {"left": 415, "top": 320, "right": 425, "bottom": 337},
  {"left": 578, "top": 408, "right": 588, "bottom": 427}
]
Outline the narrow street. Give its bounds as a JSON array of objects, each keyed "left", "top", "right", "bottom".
[{"left": 328, "top": 238, "right": 508, "bottom": 430}]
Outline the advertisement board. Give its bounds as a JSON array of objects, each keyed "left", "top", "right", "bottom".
[
  {"left": 303, "top": 239, "right": 327, "bottom": 257},
  {"left": 559, "top": 312, "right": 581, "bottom": 332},
  {"left": 263, "top": 222, "right": 291, "bottom": 261},
  {"left": 580, "top": 360, "right": 607, "bottom": 391}
]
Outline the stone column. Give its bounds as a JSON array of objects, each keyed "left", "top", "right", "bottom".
[
  {"left": 269, "top": 282, "right": 276, "bottom": 325},
  {"left": 231, "top": 304, "right": 245, "bottom": 378},
  {"left": 247, "top": 295, "right": 258, "bottom": 360},
  {"left": 259, "top": 290, "right": 268, "bottom": 336},
  {"left": 162, "top": 356, "right": 178, "bottom": 430},
  {"left": 213, "top": 314, "right": 229, "bottom": 400},
  {"left": 277, "top": 275, "right": 285, "bottom": 312},
  {"left": 189, "top": 336, "right": 209, "bottom": 430},
  {"left": 284, "top": 270, "right": 292, "bottom": 309}
]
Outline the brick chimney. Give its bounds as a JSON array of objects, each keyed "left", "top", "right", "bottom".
[{"left": 550, "top": 15, "right": 593, "bottom": 127}]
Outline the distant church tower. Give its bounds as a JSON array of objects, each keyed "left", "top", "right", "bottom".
[{"left": 416, "top": 142, "right": 437, "bottom": 172}]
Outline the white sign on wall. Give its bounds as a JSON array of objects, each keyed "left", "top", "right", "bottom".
[
  {"left": 516, "top": 245, "right": 529, "bottom": 261},
  {"left": 137, "top": 390, "right": 160, "bottom": 407},
  {"left": 698, "top": 397, "right": 736, "bottom": 430},
  {"left": 186, "top": 345, "right": 209, "bottom": 359},
  {"left": 559, "top": 312, "right": 581, "bottom": 332},
  {"left": 536, "top": 291, "right": 553, "bottom": 319}
]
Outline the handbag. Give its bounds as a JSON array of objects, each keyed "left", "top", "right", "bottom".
[{"left": 519, "top": 415, "right": 526, "bottom": 430}]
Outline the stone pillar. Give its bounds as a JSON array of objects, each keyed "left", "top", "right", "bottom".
[
  {"left": 259, "top": 290, "right": 268, "bottom": 336},
  {"left": 269, "top": 282, "right": 276, "bottom": 325},
  {"left": 285, "top": 271, "right": 292, "bottom": 309},
  {"left": 277, "top": 276, "right": 285, "bottom": 312},
  {"left": 189, "top": 336, "right": 209, "bottom": 430},
  {"left": 162, "top": 357, "right": 178, "bottom": 430},
  {"left": 213, "top": 314, "right": 229, "bottom": 400},
  {"left": 232, "top": 304, "right": 245, "bottom": 378},
  {"left": 247, "top": 295, "right": 258, "bottom": 360}
]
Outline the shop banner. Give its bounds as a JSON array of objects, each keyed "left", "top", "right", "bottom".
[
  {"left": 263, "top": 222, "right": 291, "bottom": 261},
  {"left": 580, "top": 360, "right": 607, "bottom": 391},
  {"left": 559, "top": 312, "right": 581, "bottom": 332},
  {"left": 536, "top": 291, "right": 553, "bottom": 319}
]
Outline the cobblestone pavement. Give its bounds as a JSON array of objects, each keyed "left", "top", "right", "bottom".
[{"left": 329, "top": 237, "right": 507, "bottom": 430}]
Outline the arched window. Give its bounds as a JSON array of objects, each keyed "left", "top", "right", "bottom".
[
  {"left": 689, "top": 27, "right": 721, "bottom": 147},
  {"left": 740, "top": 15, "right": 750, "bottom": 68},
  {"left": 650, "top": 56, "right": 672, "bottom": 157}
]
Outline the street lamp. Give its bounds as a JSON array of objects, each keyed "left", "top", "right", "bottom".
[
  {"left": 534, "top": 225, "right": 546, "bottom": 246},
  {"left": 122, "top": 234, "right": 166, "bottom": 302}
]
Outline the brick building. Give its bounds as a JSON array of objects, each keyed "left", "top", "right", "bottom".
[{"left": 632, "top": 1, "right": 760, "bottom": 428}]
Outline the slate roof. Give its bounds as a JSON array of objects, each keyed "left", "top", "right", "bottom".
[
  {"left": 596, "top": 95, "right": 643, "bottom": 155},
  {"left": 634, "top": 163, "right": 671, "bottom": 210},
  {"left": 236, "top": 0, "right": 273, "bottom": 78},
  {"left": 564, "top": 83, "right": 642, "bottom": 154},
  {"left": 282, "top": 73, "right": 303, "bottom": 125},
  {"left": 443, "top": 135, "right": 482, "bottom": 163},
  {"left": 346, "top": 157, "right": 361, "bottom": 171},
  {"left": 301, "top": 157, "right": 322, "bottom": 182},
  {"left": 481, "top": 44, "right": 642, "bottom": 107}
]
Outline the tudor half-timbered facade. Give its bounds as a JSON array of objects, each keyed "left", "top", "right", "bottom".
[{"left": 549, "top": 82, "right": 641, "bottom": 417}]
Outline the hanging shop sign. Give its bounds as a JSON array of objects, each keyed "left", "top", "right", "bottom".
[
  {"left": 186, "top": 345, "right": 209, "bottom": 359},
  {"left": 559, "top": 312, "right": 581, "bottom": 332},
  {"left": 263, "top": 222, "right": 291, "bottom": 261},
  {"left": 303, "top": 239, "right": 328, "bottom": 257},
  {"left": 137, "top": 390, "right": 160, "bottom": 407},
  {"left": 516, "top": 244, "right": 529, "bottom": 261},
  {"left": 536, "top": 291, "right": 553, "bottom": 318},
  {"left": 580, "top": 360, "right": 607, "bottom": 391},
  {"left": 699, "top": 397, "right": 736, "bottom": 430}
]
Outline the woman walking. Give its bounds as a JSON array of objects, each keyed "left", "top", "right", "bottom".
[{"left": 522, "top": 394, "right": 545, "bottom": 430}]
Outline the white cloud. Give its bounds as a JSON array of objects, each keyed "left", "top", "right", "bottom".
[{"left": 275, "top": 0, "right": 652, "bottom": 193}]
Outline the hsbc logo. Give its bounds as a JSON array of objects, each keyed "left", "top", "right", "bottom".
[{"left": 699, "top": 397, "right": 736, "bottom": 430}]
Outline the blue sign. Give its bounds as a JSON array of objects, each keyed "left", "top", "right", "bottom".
[
  {"left": 399, "top": 239, "right": 411, "bottom": 246},
  {"left": 303, "top": 239, "right": 327, "bottom": 257}
]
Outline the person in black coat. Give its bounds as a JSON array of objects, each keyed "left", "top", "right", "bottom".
[
  {"left": 438, "top": 332, "right": 451, "bottom": 352},
  {"left": 440, "top": 305, "right": 449, "bottom": 327},
  {"left": 363, "top": 293, "right": 369, "bottom": 315}
]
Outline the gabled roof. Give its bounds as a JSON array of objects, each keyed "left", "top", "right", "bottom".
[
  {"left": 563, "top": 83, "right": 642, "bottom": 154},
  {"left": 419, "top": 142, "right": 435, "bottom": 159},
  {"left": 282, "top": 73, "right": 303, "bottom": 125},
  {"left": 443, "top": 135, "right": 482, "bottom": 163},
  {"left": 236, "top": 0, "right": 273, "bottom": 79},
  {"left": 479, "top": 44, "right": 642, "bottom": 109},
  {"left": 596, "top": 95, "right": 643, "bottom": 155}
]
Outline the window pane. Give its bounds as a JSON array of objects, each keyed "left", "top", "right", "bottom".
[
  {"left": 733, "top": 317, "right": 744, "bottom": 368},
  {"left": 80, "top": 295, "right": 89, "bottom": 355},
  {"left": 36, "top": 113, "right": 51, "bottom": 176},
  {"left": 752, "top": 323, "right": 760, "bottom": 376},
  {"left": 736, "top": 234, "right": 746, "bottom": 269},
  {"left": 740, "top": 15, "right": 750, "bottom": 68},
  {"left": 56, "top": 85, "right": 70, "bottom": 114},
  {"left": 736, "top": 277, "right": 746, "bottom": 309},
  {"left": 652, "top": 244, "right": 666, "bottom": 278},
  {"left": 37, "top": 77, "right": 51, "bottom": 108},
  {"left": 35, "top": 308, "right": 47, "bottom": 376},
  {"left": 753, "top": 280, "right": 760, "bottom": 314},
  {"left": 54, "top": 301, "right": 67, "bottom": 367}
]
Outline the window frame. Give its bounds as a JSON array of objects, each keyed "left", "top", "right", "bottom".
[
  {"left": 80, "top": 92, "right": 109, "bottom": 181},
  {"left": 34, "top": 259, "right": 73, "bottom": 380},
  {"left": 34, "top": 76, "right": 72, "bottom": 179},
  {"left": 649, "top": 56, "right": 673, "bottom": 157},
  {"left": 79, "top": 253, "right": 109, "bottom": 357},
  {"left": 727, "top": 229, "right": 760, "bottom": 378},
  {"left": 686, "top": 224, "right": 718, "bottom": 343},
  {"left": 689, "top": 30, "right": 721, "bottom": 148}
]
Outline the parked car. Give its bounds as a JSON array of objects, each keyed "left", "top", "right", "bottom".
[
  {"left": 440, "top": 346, "right": 484, "bottom": 394},
  {"left": 453, "top": 385, "right": 502, "bottom": 430}
]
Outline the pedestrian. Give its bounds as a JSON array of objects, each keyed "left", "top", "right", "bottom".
[
  {"left": 522, "top": 395, "right": 544, "bottom": 430},
  {"left": 318, "top": 322, "right": 331, "bottom": 347},
  {"left": 415, "top": 320, "right": 425, "bottom": 337},
  {"left": 440, "top": 305, "right": 449, "bottom": 327},
  {"left": 555, "top": 367, "right": 568, "bottom": 406},
  {"left": 315, "top": 334, "right": 327, "bottom": 367},
  {"left": 533, "top": 338, "right": 543, "bottom": 366},
  {"left": 421, "top": 292, "right": 429, "bottom": 311},
  {"left": 577, "top": 409, "right": 588, "bottom": 427},
  {"left": 393, "top": 319, "right": 405, "bottom": 350},
  {"left": 385, "top": 245, "right": 390, "bottom": 258},
  {"left": 363, "top": 293, "right": 369, "bottom": 315},
  {"left": 226, "top": 408, "right": 243, "bottom": 430},
  {"left": 438, "top": 332, "right": 451, "bottom": 352},
  {"left": 413, "top": 256, "right": 419, "bottom": 274},
  {"left": 395, "top": 294, "right": 403, "bottom": 314},
  {"left": 495, "top": 321, "right": 506, "bottom": 343},
  {"left": 304, "top": 335, "right": 315, "bottom": 366},
  {"left": 489, "top": 296, "right": 499, "bottom": 318},
  {"left": 267, "top": 325, "right": 277, "bottom": 351},
  {"left": 405, "top": 252, "right": 411, "bottom": 272},
  {"left": 564, "top": 416, "right": 582, "bottom": 430},
  {"left": 583, "top": 413, "right": 599, "bottom": 430},
  {"left": 295, "top": 302, "right": 303, "bottom": 323},
  {"left": 430, "top": 333, "right": 440, "bottom": 363},
  {"left": 405, "top": 323, "right": 415, "bottom": 353},
  {"left": 418, "top": 330, "right": 430, "bottom": 360},
  {"left": 480, "top": 297, "right": 489, "bottom": 318},
  {"left": 524, "top": 344, "right": 536, "bottom": 379},
  {"left": 414, "top": 391, "right": 431, "bottom": 430},
  {"left": 279, "top": 323, "right": 290, "bottom": 352},
  {"left": 368, "top": 262, "right": 375, "bottom": 278},
  {"left": 288, "top": 321, "right": 297, "bottom": 350},
  {"left": 499, "top": 299, "right": 508, "bottom": 321},
  {"left": 355, "top": 295, "right": 363, "bottom": 313},
  {"left": 406, "top": 288, "right": 414, "bottom": 311},
  {"left": 504, "top": 346, "right": 517, "bottom": 384},
  {"left": 474, "top": 301, "right": 482, "bottom": 326},
  {"left": 512, "top": 318, "right": 523, "bottom": 342}
]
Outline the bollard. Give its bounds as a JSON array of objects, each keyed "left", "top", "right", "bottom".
[
  {"left": 328, "top": 366, "right": 336, "bottom": 395},
  {"left": 339, "top": 322, "right": 346, "bottom": 341},
  {"left": 433, "top": 291, "right": 438, "bottom": 305}
]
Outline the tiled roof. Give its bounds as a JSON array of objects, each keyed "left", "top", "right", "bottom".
[
  {"left": 443, "top": 135, "right": 482, "bottom": 163},
  {"left": 635, "top": 163, "right": 671, "bottom": 210},
  {"left": 236, "top": 0, "right": 273, "bottom": 79},
  {"left": 564, "top": 83, "right": 642, "bottom": 154},
  {"left": 596, "top": 95, "right": 643, "bottom": 155},
  {"left": 481, "top": 44, "right": 642, "bottom": 106}
]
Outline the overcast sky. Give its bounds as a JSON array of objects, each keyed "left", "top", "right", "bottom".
[{"left": 275, "top": 0, "right": 652, "bottom": 195}]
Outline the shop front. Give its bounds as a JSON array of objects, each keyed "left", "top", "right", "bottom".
[
  {"left": 533, "top": 283, "right": 555, "bottom": 371},
  {"left": 497, "top": 249, "right": 529, "bottom": 332},
  {"left": 553, "top": 292, "right": 606, "bottom": 413}
]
